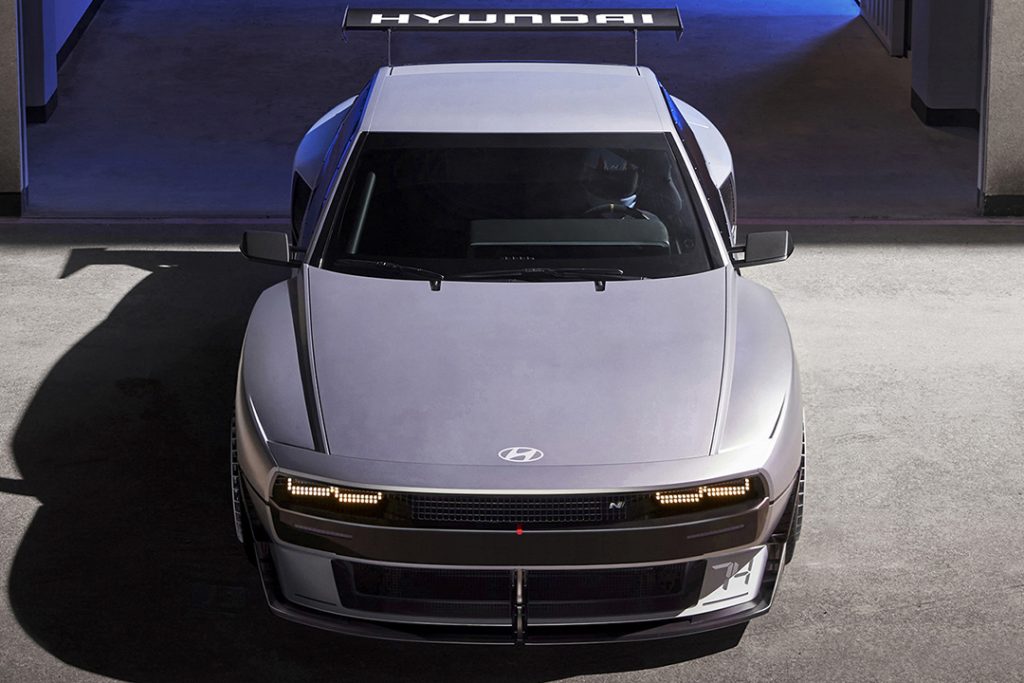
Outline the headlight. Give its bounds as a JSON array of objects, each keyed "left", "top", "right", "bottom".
[
  {"left": 655, "top": 477, "right": 763, "bottom": 510},
  {"left": 272, "top": 475, "right": 383, "bottom": 519}
]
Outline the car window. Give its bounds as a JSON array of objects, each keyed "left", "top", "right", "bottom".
[{"left": 318, "top": 132, "right": 717, "bottom": 281}]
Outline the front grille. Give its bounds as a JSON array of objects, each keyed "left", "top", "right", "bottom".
[
  {"left": 273, "top": 475, "right": 768, "bottom": 530},
  {"left": 392, "top": 493, "right": 648, "bottom": 526}
]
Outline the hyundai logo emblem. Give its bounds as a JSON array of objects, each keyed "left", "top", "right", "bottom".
[{"left": 498, "top": 447, "right": 544, "bottom": 463}]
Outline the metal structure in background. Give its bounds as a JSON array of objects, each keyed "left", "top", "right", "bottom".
[{"left": 860, "top": 0, "right": 908, "bottom": 56}]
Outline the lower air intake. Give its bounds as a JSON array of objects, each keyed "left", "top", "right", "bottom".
[
  {"left": 528, "top": 563, "right": 705, "bottom": 623},
  {"left": 332, "top": 560, "right": 705, "bottom": 625},
  {"left": 333, "top": 562, "right": 512, "bottom": 622}
]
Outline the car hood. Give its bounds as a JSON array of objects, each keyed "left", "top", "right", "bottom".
[{"left": 306, "top": 266, "right": 726, "bottom": 471}]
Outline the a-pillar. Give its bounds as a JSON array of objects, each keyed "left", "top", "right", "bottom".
[
  {"left": 1, "top": 0, "right": 28, "bottom": 216},
  {"left": 979, "top": 0, "right": 1024, "bottom": 215}
]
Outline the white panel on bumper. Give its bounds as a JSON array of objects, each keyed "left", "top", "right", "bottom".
[
  {"left": 680, "top": 546, "right": 767, "bottom": 617},
  {"left": 272, "top": 544, "right": 342, "bottom": 610}
]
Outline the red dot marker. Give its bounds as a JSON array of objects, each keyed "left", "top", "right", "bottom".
[{"left": 516, "top": 524, "right": 523, "bottom": 536}]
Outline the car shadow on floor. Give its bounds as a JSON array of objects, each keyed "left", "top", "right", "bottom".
[{"left": 7, "top": 247, "right": 746, "bottom": 682}]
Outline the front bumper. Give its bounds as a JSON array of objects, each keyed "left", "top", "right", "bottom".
[{"left": 241, "top": 475, "right": 796, "bottom": 644}]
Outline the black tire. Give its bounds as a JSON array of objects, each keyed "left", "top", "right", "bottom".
[
  {"left": 231, "top": 415, "right": 257, "bottom": 566},
  {"left": 239, "top": 490, "right": 258, "bottom": 567},
  {"left": 784, "top": 426, "right": 806, "bottom": 564}
]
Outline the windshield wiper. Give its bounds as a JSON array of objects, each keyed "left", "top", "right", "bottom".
[
  {"left": 331, "top": 258, "right": 446, "bottom": 289},
  {"left": 457, "top": 267, "right": 640, "bottom": 284}
]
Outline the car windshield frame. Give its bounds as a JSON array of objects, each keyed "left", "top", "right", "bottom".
[{"left": 311, "top": 131, "right": 725, "bottom": 281}]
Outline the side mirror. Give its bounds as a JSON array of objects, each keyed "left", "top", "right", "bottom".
[
  {"left": 730, "top": 230, "right": 794, "bottom": 267},
  {"left": 240, "top": 231, "right": 295, "bottom": 266}
]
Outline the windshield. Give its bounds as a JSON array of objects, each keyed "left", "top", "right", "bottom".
[{"left": 317, "top": 133, "right": 717, "bottom": 281}]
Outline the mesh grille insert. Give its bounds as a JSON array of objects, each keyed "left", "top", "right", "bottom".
[{"left": 390, "top": 493, "right": 649, "bottom": 526}]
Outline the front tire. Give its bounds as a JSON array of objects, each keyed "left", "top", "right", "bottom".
[
  {"left": 784, "top": 426, "right": 806, "bottom": 564},
  {"left": 231, "top": 415, "right": 257, "bottom": 565}
]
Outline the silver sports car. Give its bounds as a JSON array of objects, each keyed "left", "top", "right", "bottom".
[{"left": 232, "top": 57, "right": 805, "bottom": 644}]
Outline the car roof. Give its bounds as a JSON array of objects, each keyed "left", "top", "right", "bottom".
[{"left": 361, "top": 63, "right": 676, "bottom": 134}]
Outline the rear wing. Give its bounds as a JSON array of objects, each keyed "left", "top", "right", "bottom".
[
  {"left": 342, "top": 7, "right": 684, "bottom": 66},
  {"left": 343, "top": 8, "right": 682, "bottom": 34}
]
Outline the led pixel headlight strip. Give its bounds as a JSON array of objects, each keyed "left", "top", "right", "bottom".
[
  {"left": 656, "top": 478, "right": 751, "bottom": 505},
  {"left": 285, "top": 477, "right": 383, "bottom": 505}
]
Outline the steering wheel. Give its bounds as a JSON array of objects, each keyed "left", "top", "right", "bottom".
[{"left": 582, "top": 203, "right": 648, "bottom": 219}]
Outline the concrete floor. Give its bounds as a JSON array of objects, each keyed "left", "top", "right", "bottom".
[
  {"left": 1, "top": 219, "right": 1023, "bottom": 681},
  {"left": 26, "top": 0, "right": 979, "bottom": 219}
]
